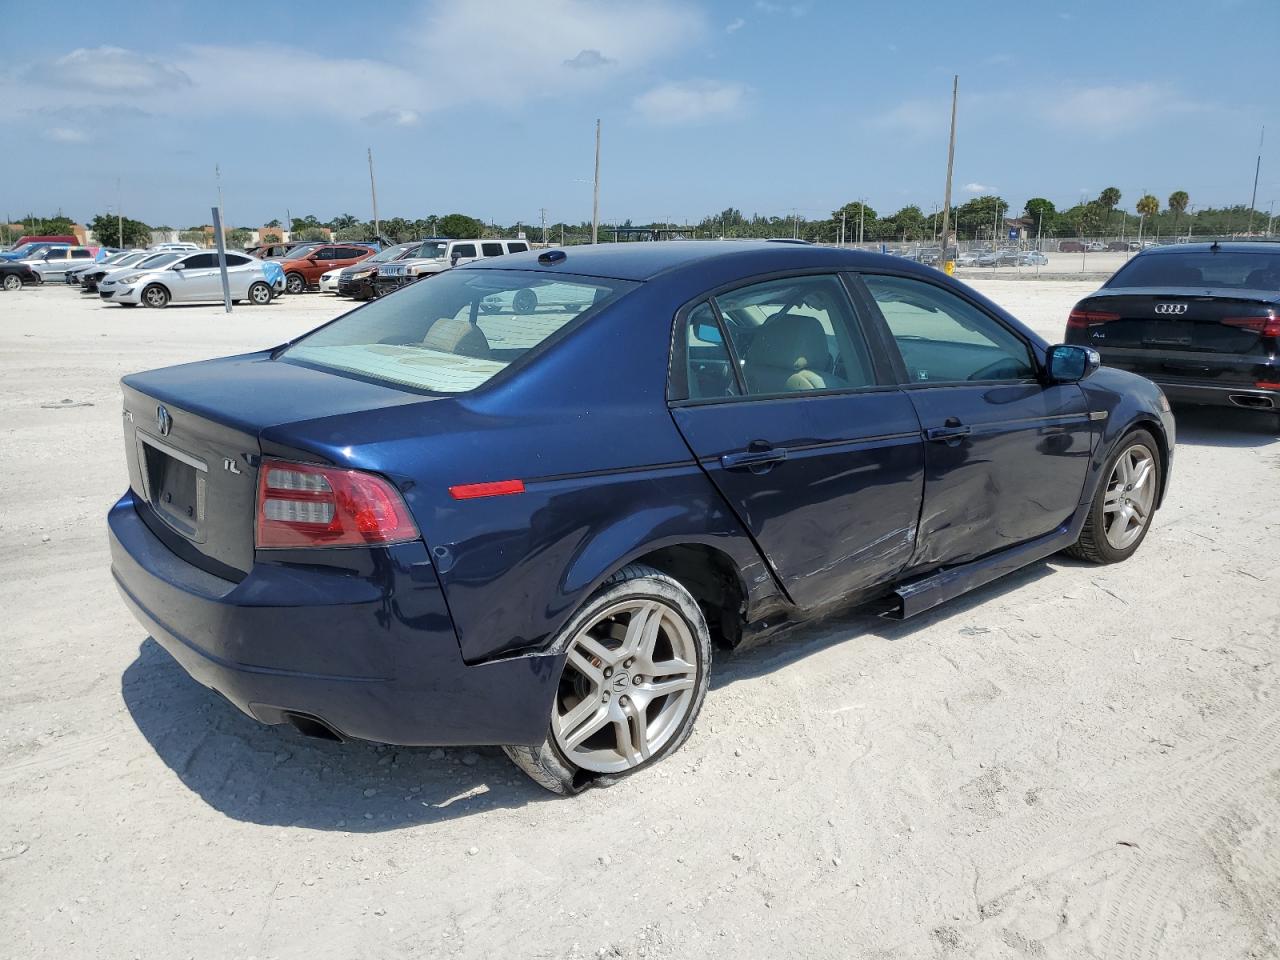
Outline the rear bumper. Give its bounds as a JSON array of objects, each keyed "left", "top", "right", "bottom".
[{"left": 108, "top": 490, "right": 563, "bottom": 746}]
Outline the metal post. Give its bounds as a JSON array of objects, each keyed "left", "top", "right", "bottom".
[
  {"left": 939, "top": 75, "right": 958, "bottom": 271},
  {"left": 212, "top": 206, "right": 232, "bottom": 314},
  {"left": 858, "top": 200, "right": 865, "bottom": 245},
  {"left": 841, "top": 212, "right": 846, "bottom": 248},
  {"left": 116, "top": 178, "right": 123, "bottom": 248},
  {"left": 1247, "top": 126, "right": 1264, "bottom": 235},
  {"left": 367, "top": 148, "right": 381, "bottom": 241},
  {"left": 591, "top": 119, "right": 601, "bottom": 244},
  {"left": 215, "top": 164, "right": 224, "bottom": 250},
  {"left": 540, "top": 207, "right": 548, "bottom": 245}
]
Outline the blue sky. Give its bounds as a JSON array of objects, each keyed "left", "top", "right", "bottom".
[{"left": 4, "top": 0, "right": 1278, "bottom": 229}]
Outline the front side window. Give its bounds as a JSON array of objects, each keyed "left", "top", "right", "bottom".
[
  {"left": 181, "top": 254, "right": 217, "bottom": 270},
  {"left": 507, "top": 242, "right": 529, "bottom": 253},
  {"left": 481, "top": 242, "right": 504, "bottom": 257},
  {"left": 452, "top": 243, "right": 478, "bottom": 259},
  {"left": 312, "top": 247, "right": 338, "bottom": 260},
  {"left": 712, "top": 274, "right": 875, "bottom": 395},
  {"left": 862, "top": 274, "right": 1035, "bottom": 383},
  {"left": 281, "top": 268, "right": 636, "bottom": 393},
  {"left": 71, "top": 249, "right": 92, "bottom": 259}
]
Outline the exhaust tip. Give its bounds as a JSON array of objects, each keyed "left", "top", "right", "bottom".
[
  {"left": 1228, "top": 394, "right": 1275, "bottom": 410},
  {"left": 282, "top": 711, "right": 345, "bottom": 742}
]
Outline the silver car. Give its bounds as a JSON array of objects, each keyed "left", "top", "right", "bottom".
[
  {"left": 66, "top": 249, "right": 145, "bottom": 286},
  {"left": 23, "top": 246, "right": 99, "bottom": 281},
  {"left": 98, "top": 250, "right": 283, "bottom": 308}
]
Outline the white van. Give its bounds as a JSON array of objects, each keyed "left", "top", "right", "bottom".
[{"left": 374, "top": 237, "right": 530, "bottom": 294}]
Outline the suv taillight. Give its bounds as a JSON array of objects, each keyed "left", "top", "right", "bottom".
[
  {"left": 255, "top": 459, "right": 419, "bottom": 549},
  {"left": 1067, "top": 309, "right": 1121, "bottom": 330}
]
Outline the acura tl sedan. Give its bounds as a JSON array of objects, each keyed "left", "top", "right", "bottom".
[{"left": 109, "top": 242, "right": 1174, "bottom": 793}]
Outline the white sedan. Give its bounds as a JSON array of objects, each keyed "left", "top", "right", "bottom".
[{"left": 318, "top": 268, "right": 342, "bottom": 294}]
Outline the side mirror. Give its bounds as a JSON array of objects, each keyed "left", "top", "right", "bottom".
[
  {"left": 693, "top": 322, "right": 723, "bottom": 344},
  {"left": 1045, "top": 344, "right": 1100, "bottom": 383},
  {"left": 172, "top": 262, "right": 185, "bottom": 270},
  {"left": 450, "top": 252, "right": 461, "bottom": 265}
]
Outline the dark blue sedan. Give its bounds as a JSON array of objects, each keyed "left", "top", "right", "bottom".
[{"left": 109, "top": 242, "right": 1175, "bottom": 793}]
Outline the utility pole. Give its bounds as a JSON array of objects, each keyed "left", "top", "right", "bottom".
[
  {"left": 215, "top": 165, "right": 224, "bottom": 249},
  {"left": 939, "top": 75, "right": 959, "bottom": 265},
  {"left": 1247, "top": 126, "right": 1264, "bottom": 235},
  {"left": 367, "top": 148, "right": 381, "bottom": 241},
  {"left": 591, "top": 119, "right": 601, "bottom": 244},
  {"left": 858, "top": 200, "right": 865, "bottom": 245},
  {"left": 840, "top": 212, "right": 846, "bottom": 248},
  {"left": 540, "top": 207, "right": 548, "bottom": 245}
]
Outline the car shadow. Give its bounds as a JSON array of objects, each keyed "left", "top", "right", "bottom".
[
  {"left": 712, "top": 559, "right": 1057, "bottom": 690},
  {"left": 1172, "top": 404, "right": 1277, "bottom": 448},
  {"left": 121, "top": 638, "right": 554, "bottom": 831}
]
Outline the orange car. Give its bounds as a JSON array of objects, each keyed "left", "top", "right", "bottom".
[{"left": 279, "top": 243, "right": 377, "bottom": 294}]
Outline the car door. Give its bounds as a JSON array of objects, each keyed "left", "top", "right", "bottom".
[
  {"left": 669, "top": 274, "right": 925, "bottom": 609},
  {"left": 450, "top": 242, "right": 479, "bottom": 267},
  {"left": 39, "top": 248, "right": 69, "bottom": 279},
  {"left": 856, "top": 272, "right": 1094, "bottom": 569},
  {"left": 169, "top": 253, "right": 220, "bottom": 300},
  {"left": 220, "top": 253, "right": 254, "bottom": 296}
]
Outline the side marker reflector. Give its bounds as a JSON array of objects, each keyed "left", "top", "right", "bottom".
[{"left": 449, "top": 479, "right": 526, "bottom": 500}]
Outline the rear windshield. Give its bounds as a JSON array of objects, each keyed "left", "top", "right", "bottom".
[
  {"left": 281, "top": 268, "right": 637, "bottom": 393},
  {"left": 1107, "top": 251, "right": 1280, "bottom": 290}
]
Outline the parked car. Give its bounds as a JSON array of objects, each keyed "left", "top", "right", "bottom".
[
  {"left": 1019, "top": 250, "right": 1049, "bottom": 266},
  {"left": 257, "top": 241, "right": 317, "bottom": 260},
  {"left": 98, "top": 251, "right": 282, "bottom": 307},
  {"left": 279, "top": 243, "right": 379, "bottom": 294},
  {"left": 335, "top": 241, "right": 429, "bottom": 299},
  {"left": 108, "top": 241, "right": 1174, "bottom": 794},
  {"left": 373, "top": 238, "right": 531, "bottom": 296},
  {"left": 150, "top": 242, "right": 202, "bottom": 253},
  {"left": 1, "top": 261, "right": 39, "bottom": 291},
  {"left": 1065, "top": 241, "right": 1280, "bottom": 423},
  {"left": 1059, "top": 241, "right": 1085, "bottom": 253},
  {"left": 22, "top": 245, "right": 98, "bottom": 281},
  {"left": 72, "top": 250, "right": 152, "bottom": 291},
  {"left": 2, "top": 235, "right": 79, "bottom": 259}
]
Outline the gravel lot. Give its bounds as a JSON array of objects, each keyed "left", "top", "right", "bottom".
[{"left": 2, "top": 279, "right": 1278, "bottom": 960}]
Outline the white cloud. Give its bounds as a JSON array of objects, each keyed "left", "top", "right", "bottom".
[
  {"left": 1046, "top": 83, "right": 1200, "bottom": 136},
  {"left": 963, "top": 182, "right": 992, "bottom": 194},
  {"left": 633, "top": 80, "right": 745, "bottom": 124},
  {"left": 362, "top": 108, "right": 422, "bottom": 127},
  {"left": 726, "top": 17, "right": 746, "bottom": 32},
  {"left": 43, "top": 127, "right": 89, "bottom": 143},
  {"left": 29, "top": 46, "right": 189, "bottom": 93},
  {"left": 563, "top": 49, "right": 615, "bottom": 69},
  {"left": 755, "top": 0, "right": 807, "bottom": 15}
]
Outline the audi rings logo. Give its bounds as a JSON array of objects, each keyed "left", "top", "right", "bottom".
[{"left": 1154, "top": 303, "right": 1188, "bottom": 315}]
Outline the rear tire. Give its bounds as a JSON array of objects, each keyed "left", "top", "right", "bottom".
[
  {"left": 141, "top": 284, "right": 170, "bottom": 309},
  {"left": 1065, "top": 429, "right": 1160, "bottom": 564},
  {"left": 285, "top": 272, "right": 306, "bottom": 295},
  {"left": 503, "top": 563, "right": 712, "bottom": 795},
  {"left": 248, "top": 281, "right": 272, "bottom": 305}
]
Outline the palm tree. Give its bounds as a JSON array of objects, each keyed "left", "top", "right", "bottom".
[
  {"left": 1099, "top": 186, "right": 1122, "bottom": 235},
  {"left": 1168, "top": 191, "right": 1189, "bottom": 233},
  {"left": 1135, "top": 194, "right": 1159, "bottom": 245}
]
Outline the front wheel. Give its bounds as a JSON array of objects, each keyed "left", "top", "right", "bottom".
[
  {"left": 141, "top": 284, "right": 170, "bottom": 309},
  {"left": 2, "top": 274, "right": 22, "bottom": 291},
  {"left": 285, "top": 272, "right": 306, "bottom": 295},
  {"left": 247, "top": 281, "right": 272, "bottom": 305},
  {"left": 503, "top": 564, "right": 711, "bottom": 795},
  {"left": 1066, "top": 429, "right": 1161, "bottom": 564}
]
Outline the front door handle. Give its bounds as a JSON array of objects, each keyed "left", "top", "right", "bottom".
[
  {"left": 721, "top": 443, "right": 788, "bottom": 471},
  {"left": 925, "top": 418, "right": 972, "bottom": 442}
]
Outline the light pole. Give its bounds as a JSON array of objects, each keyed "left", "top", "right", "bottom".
[{"left": 591, "top": 119, "right": 601, "bottom": 244}]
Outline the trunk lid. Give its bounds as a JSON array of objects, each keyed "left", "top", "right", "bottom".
[{"left": 121, "top": 350, "right": 429, "bottom": 578}]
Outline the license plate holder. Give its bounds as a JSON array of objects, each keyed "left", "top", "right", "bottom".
[{"left": 137, "top": 433, "right": 207, "bottom": 540}]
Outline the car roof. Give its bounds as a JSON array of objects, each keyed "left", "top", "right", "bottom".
[
  {"left": 1135, "top": 241, "right": 1280, "bottom": 257},
  {"left": 462, "top": 239, "right": 928, "bottom": 282}
]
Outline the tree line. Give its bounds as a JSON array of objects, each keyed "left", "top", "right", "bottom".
[{"left": 9, "top": 189, "right": 1275, "bottom": 250}]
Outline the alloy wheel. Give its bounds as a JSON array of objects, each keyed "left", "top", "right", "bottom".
[
  {"left": 1102, "top": 443, "right": 1156, "bottom": 550},
  {"left": 553, "top": 599, "right": 699, "bottom": 774},
  {"left": 2, "top": 274, "right": 21, "bottom": 291}
]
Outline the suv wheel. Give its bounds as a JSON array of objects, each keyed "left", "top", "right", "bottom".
[
  {"left": 285, "top": 272, "right": 306, "bottom": 295},
  {"left": 504, "top": 564, "right": 711, "bottom": 794}
]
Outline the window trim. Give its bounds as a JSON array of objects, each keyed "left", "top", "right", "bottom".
[
  {"left": 849, "top": 269, "right": 1046, "bottom": 389},
  {"left": 666, "top": 268, "right": 901, "bottom": 406}
]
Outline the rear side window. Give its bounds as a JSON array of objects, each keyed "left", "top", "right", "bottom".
[
  {"left": 862, "top": 274, "right": 1034, "bottom": 383},
  {"left": 683, "top": 302, "right": 741, "bottom": 399},
  {"left": 224, "top": 254, "right": 250, "bottom": 266},
  {"left": 506, "top": 242, "right": 529, "bottom": 254},
  {"left": 281, "top": 268, "right": 636, "bottom": 393},
  {"left": 712, "top": 275, "right": 875, "bottom": 394},
  {"left": 1108, "top": 251, "right": 1280, "bottom": 290},
  {"left": 312, "top": 247, "right": 338, "bottom": 259},
  {"left": 481, "top": 242, "right": 504, "bottom": 257}
]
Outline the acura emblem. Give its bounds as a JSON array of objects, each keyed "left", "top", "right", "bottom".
[
  {"left": 156, "top": 405, "right": 172, "bottom": 436},
  {"left": 1154, "top": 303, "right": 1187, "bottom": 315}
]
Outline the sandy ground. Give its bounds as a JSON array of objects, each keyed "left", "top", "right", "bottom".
[{"left": 2, "top": 279, "right": 1278, "bottom": 960}]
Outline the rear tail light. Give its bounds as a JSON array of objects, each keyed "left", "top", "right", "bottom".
[
  {"left": 1256, "top": 381, "right": 1280, "bottom": 391},
  {"left": 255, "top": 459, "right": 419, "bottom": 549},
  {"left": 1221, "top": 312, "right": 1280, "bottom": 338},
  {"left": 1067, "top": 309, "right": 1121, "bottom": 329}
]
